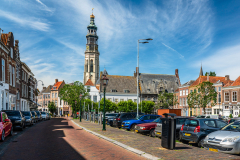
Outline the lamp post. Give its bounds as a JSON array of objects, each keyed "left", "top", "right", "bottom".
[
  {"left": 137, "top": 38, "right": 153, "bottom": 118},
  {"left": 36, "top": 80, "right": 44, "bottom": 110},
  {"left": 101, "top": 71, "right": 109, "bottom": 131},
  {"left": 79, "top": 94, "right": 82, "bottom": 122}
]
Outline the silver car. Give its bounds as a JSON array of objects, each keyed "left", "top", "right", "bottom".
[{"left": 203, "top": 120, "right": 240, "bottom": 154}]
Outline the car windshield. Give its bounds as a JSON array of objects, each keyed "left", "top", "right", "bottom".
[
  {"left": 153, "top": 118, "right": 161, "bottom": 123},
  {"left": 22, "top": 112, "right": 31, "bottom": 116},
  {"left": 5, "top": 111, "right": 20, "bottom": 116},
  {"left": 41, "top": 112, "right": 46, "bottom": 115},
  {"left": 135, "top": 115, "right": 143, "bottom": 120},
  {"left": 106, "top": 114, "right": 117, "bottom": 116},
  {"left": 222, "top": 121, "right": 240, "bottom": 131}
]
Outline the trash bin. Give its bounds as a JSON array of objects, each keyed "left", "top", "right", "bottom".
[{"left": 161, "top": 113, "right": 176, "bottom": 150}]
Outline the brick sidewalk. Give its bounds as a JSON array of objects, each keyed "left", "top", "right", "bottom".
[{"left": 72, "top": 118, "right": 240, "bottom": 160}]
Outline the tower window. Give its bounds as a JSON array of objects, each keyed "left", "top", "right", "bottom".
[{"left": 90, "top": 60, "right": 93, "bottom": 72}]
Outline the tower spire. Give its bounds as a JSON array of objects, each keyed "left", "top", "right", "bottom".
[{"left": 199, "top": 63, "right": 203, "bottom": 76}]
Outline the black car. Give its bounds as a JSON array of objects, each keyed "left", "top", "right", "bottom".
[
  {"left": 3, "top": 110, "right": 26, "bottom": 130},
  {"left": 106, "top": 113, "right": 120, "bottom": 126},
  {"left": 35, "top": 111, "right": 42, "bottom": 121},
  {"left": 31, "top": 111, "right": 38, "bottom": 122},
  {"left": 112, "top": 112, "right": 144, "bottom": 128},
  {"left": 21, "top": 111, "right": 34, "bottom": 126},
  {"left": 179, "top": 118, "right": 227, "bottom": 147}
]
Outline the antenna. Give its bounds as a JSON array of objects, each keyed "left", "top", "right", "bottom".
[{"left": 92, "top": 8, "right": 94, "bottom": 14}]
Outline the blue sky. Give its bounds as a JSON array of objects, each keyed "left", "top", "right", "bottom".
[{"left": 1, "top": 0, "right": 240, "bottom": 90}]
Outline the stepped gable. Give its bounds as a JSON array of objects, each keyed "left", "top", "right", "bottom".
[{"left": 139, "top": 73, "right": 180, "bottom": 94}]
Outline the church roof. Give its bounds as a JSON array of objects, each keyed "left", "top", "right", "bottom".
[
  {"left": 101, "top": 75, "right": 137, "bottom": 93},
  {"left": 85, "top": 79, "right": 94, "bottom": 86},
  {"left": 199, "top": 65, "right": 203, "bottom": 76},
  {"left": 139, "top": 73, "right": 180, "bottom": 94}
]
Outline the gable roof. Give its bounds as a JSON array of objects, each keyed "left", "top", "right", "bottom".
[
  {"left": 190, "top": 76, "right": 232, "bottom": 87},
  {"left": 41, "top": 85, "right": 53, "bottom": 94},
  {"left": 85, "top": 79, "right": 94, "bottom": 86},
  {"left": 1, "top": 34, "right": 8, "bottom": 45},
  {"left": 230, "top": 76, "right": 240, "bottom": 87},
  {"left": 52, "top": 81, "right": 63, "bottom": 90},
  {"left": 102, "top": 75, "right": 137, "bottom": 93}
]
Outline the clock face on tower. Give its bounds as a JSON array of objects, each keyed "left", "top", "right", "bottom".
[{"left": 86, "top": 46, "right": 89, "bottom": 50}]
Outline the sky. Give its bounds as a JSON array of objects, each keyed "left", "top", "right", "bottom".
[{"left": 1, "top": 0, "right": 240, "bottom": 91}]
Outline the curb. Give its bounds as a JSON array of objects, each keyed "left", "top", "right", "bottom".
[{"left": 71, "top": 120, "right": 161, "bottom": 160}]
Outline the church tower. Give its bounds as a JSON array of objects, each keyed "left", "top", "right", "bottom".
[{"left": 83, "top": 11, "right": 100, "bottom": 85}]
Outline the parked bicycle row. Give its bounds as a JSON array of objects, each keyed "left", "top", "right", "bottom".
[
  {"left": 0, "top": 110, "right": 51, "bottom": 142},
  {"left": 102, "top": 112, "right": 240, "bottom": 155}
]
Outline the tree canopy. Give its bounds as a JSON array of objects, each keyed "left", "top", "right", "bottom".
[
  {"left": 205, "top": 71, "right": 216, "bottom": 76},
  {"left": 59, "top": 81, "right": 89, "bottom": 117},
  {"left": 157, "top": 92, "right": 178, "bottom": 109},
  {"left": 139, "top": 101, "right": 155, "bottom": 114},
  {"left": 48, "top": 102, "right": 56, "bottom": 114},
  {"left": 187, "top": 81, "right": 217, "bottom": 114}
]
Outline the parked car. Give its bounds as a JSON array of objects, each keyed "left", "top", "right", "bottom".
[
  {"left": 31, "top": 111, "right": 38, "bottom": 122},
  {"left": 112, "top": 112, "right": 144, "bottom": 128},
  {"left": 3, "top": 110, "right": 26, "bottom": 131},
  {"left": 35, "top": 111, "right": 42, "bottom": 121},
  {"left": 41, "top": 112, "right": 49, "bottom": 120},
  {"left": 21, "top": 111, "right": 34, "bottom": 126},
  {"left": 105, "top": 113, "right": 119, "bottom": 124},
  {"left": 203, "top": 120, "right": 240, "bottom": 154},
  {"left": 155, "top": 117, "right": 190, "bottom": 139},
  {"left": 47, "top": 113, "right": 51, "bottom": 120},
  {"left": 0, "top": 111, "right": 13, "bottom": 141},
  {"left": 107, "top": 113, "right": 120, "bottom": 126},
  {"left": 122, "top": 114, "right": 161, "bottom": 130},
  {"left": 135, "top": 117, "right": 162, "bottom": 137},
  {"left": 179, "top": 118, "right": 227, "bottom": 147}
]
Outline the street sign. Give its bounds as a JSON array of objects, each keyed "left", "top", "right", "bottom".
[{"left": 91, "top": 109, "right": 95, "bottom": 112}]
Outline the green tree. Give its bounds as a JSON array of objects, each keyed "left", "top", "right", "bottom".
[
  {"left": 205, "top": 71, "right": 216, "bottom": 76},
  {"left": 187, "top": 81, "right": 217, "bottom": 114},
  {"left": 99, "top": 99, "right": 118, "bottom": 112},
  {"left": 157, "top": 92, "right": 177, "bottom": 109},
  {"left": 59, "top": 81, "right": 89, "bottom": 118},
  {"left": 140, "top": 101, "right": 155, "bottom": 114},
  {"left": 229, "top": 114, "right": 233, "bottom": 118},
  {"left": 48, "top": 102, "right": 56, "bottom": 114},
  {"left": 117, "top": 100, "right": 137, "bottom": 112}
]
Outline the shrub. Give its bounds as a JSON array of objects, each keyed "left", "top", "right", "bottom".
[{"left": 229, "top": 114, "right": 233, "bottom": 118}]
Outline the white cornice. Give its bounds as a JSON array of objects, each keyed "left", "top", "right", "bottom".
[{"left": 222, "top": 86, "right": 240, "bottom": 90}]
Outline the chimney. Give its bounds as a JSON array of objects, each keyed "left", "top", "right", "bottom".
[
  {"left": 55, "top": 79, "right": 58, "bottom": 83},
  {"left": 207, "top": 73, "right": 209, "bottom": 81},
  {"left": 175, "top": 69, "right": 179, "bottom": 78},
  {"left": 134, "top": 67, "right": 139, "bottom": 77},
  {"left": 15, "top": 40, "right": 19, "bottom": 47},
  {"left": 225, "top": 75, "right": 229, "bottom": 81}
]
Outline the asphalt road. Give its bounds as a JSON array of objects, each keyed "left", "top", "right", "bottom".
[{"left": 0, "top": 118, "right": 145, "bottom": 160}]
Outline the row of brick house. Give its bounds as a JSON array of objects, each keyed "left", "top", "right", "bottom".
[
  {"left": 37, "top": 79, "right": 72, "bottom": 115},
  {"left": 0, "top": 31, "right": 38, "bottom": 111},
  {"left": 174, "top": 66, "right": 240, "bottom": 117}
]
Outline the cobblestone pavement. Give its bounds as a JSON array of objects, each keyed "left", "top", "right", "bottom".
[
  {"left": 0, "top": 118, "right": 145, "bottom": 160},
  {"left": 72, "top": 118, "right": 240, "bottom": 160}
]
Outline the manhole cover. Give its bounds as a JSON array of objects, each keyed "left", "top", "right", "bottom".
[{"left": 12, "top": 141, "right": 18, "bottom": 142}]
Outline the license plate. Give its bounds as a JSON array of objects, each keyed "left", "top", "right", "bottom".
[
  {"left": 209, "top": 148, "right": 218, "bottom": 152},
  {"left": 135, "top": 130, "right": 138, "bottom": 132},
  {"left": 122, "top": 125, "right": 124, "bottom": 126},
  {"left": 156, "top": 132, "right": 161, "bottom": 135},
  {"left": 185, "top": 133, "right": 191, "bottom": 136}
]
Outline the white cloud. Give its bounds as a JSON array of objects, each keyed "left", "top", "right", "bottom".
[
  {"left": 0, "top": 9, "right": 50, "bottom": 31},
  {"left": 193, "top": 44, "right": 240, "bottom": 81},
  {"left": 36, "top": 0, "right": 55, "bottom": 13}
]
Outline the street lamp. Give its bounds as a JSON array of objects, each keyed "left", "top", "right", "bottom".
[
  {"left": 79, "top": 94, "right": 82, "bottom": 122},
  {"left": 137, "top": 38, "right": 153, "bottom": 118},
  {"left": 101, "top": 71, "right": 109, "bottom": 131}
]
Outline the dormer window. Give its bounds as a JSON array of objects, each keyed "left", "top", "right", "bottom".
[
  {"left": 124, "top": 90, "right": 130, "bottom": 93},
  {"left": 111, "top": 89, "right": 117, "bottom": 92},
  {"left": 53, "top": 86, "right": 57, "bottom": 90}
]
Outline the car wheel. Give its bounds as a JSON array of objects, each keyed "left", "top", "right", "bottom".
[
  {"left": 149, "top": 129, "right": 155, "bottom": 137},
  {"left": 9, "top": 127, "right": 13, "bottom": 136},
  {"left": 0, "top": 130, "right": 5, "bottom": 142},
  {"left": 130, "top": 124, "right": 136, "bottom": 131},
  {"left": 198, "top": 138, "right": 205, "bottom": 148},
  {"left": 23, "top": 122, "right": 26, "bottom": 128}
]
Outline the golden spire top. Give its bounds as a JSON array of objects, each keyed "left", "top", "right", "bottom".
[{"left": 90, "top": 8, "right": 95, "bottom": 18}]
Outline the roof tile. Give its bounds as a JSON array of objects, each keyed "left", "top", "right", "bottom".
[
  {"left": 1, "top": 34, "right": 8, "bottom": 45},
  {"left": 85, "top": 79, "right": 94, "bottom": 86},
  {"left": 52, "top": 81, "right": 63, "bottom": 90},
  {"left": 230, "top": 76, "right": 240, "bottom": 87},
  {"left": 190, "top": 76, "right": 232, "bottom": 87}
]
